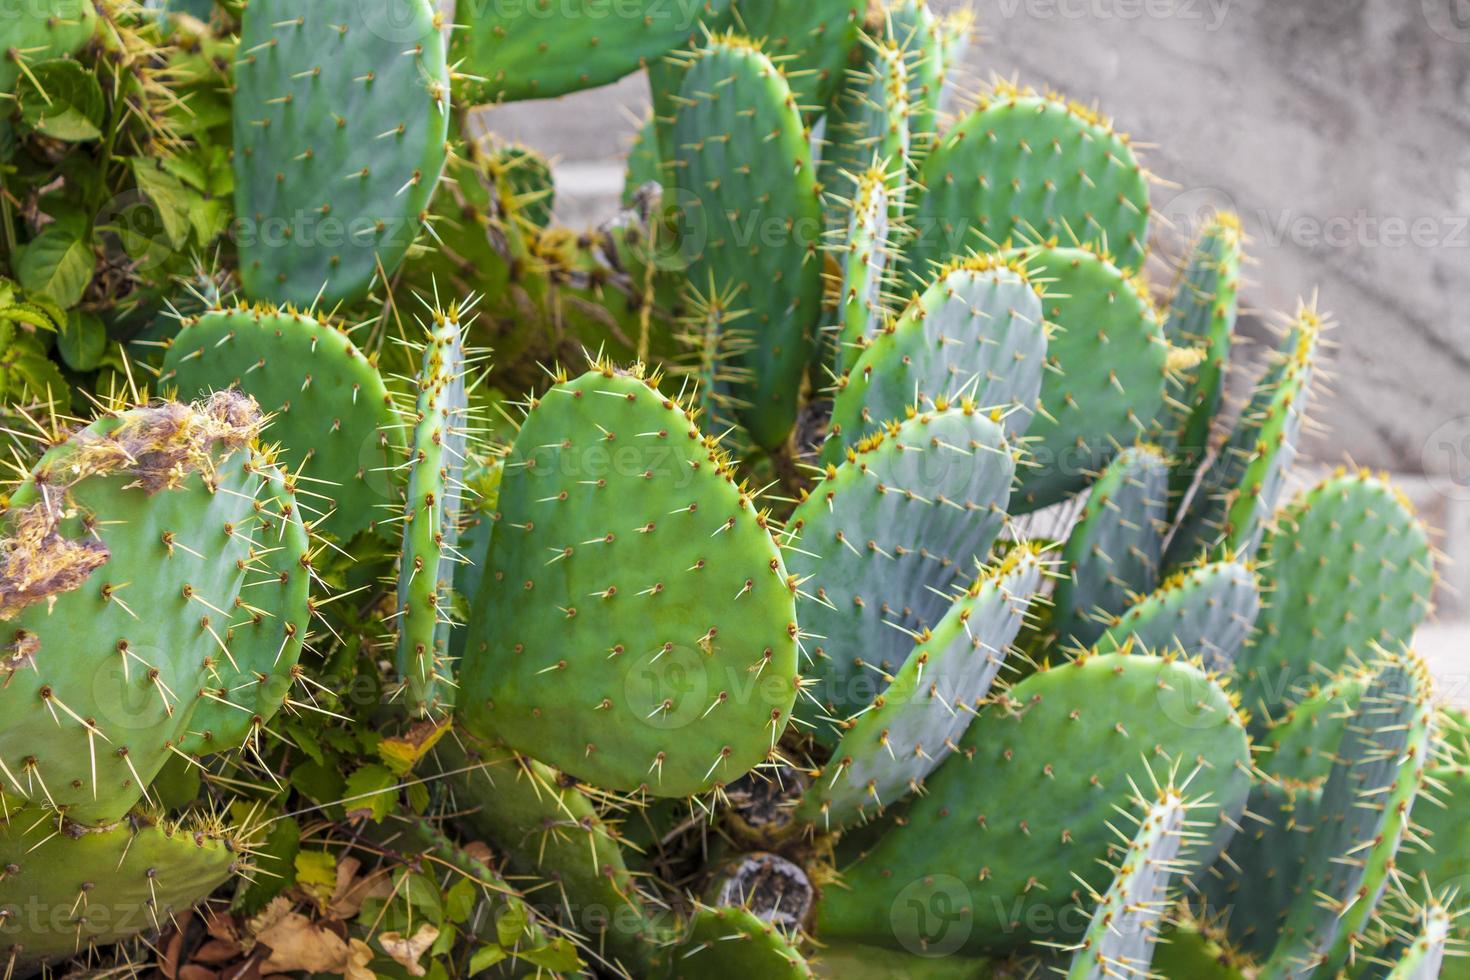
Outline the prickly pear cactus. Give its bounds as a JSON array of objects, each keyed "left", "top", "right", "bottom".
[
  {"left": 162, "top": 306, "right": 401, "bottom": 541},
  {"left": 0, "top": 807, "right": 245, "bottom": 967},
  {"left": 453, "top": 0, "right": 733, "bottom": 103},
  {"left": 905, "top": 85, "right": 1152, "bottom": 280},
  {"left": 0, "top": 0, "right": 96, "bottom": 99},
  {"left": 1051, "top": 444, "right": 1168, "bottom": 650},
  {"left": 233, "top": 0, "right": 450, "bottom": 306},
  {"left": 1234, "top": 469, "right": 1433, "bottom": 727},
  {"left": 394, "top": 307, "right": 470, "bottom": 717},
  {"left": 672, "top": 35, "right": 824, "bottom": 449},
  {"left": 796, "top": 543, "right": 1043, "bottom": 828},
  {"left": 0, "top": 394, "right": 306, "bottom": 822},
  {"left": 457, "top": 364, "right": 799, "bottom": 796},
  {"left": 825, "top": 255, "right": 1047, "bottom": 456},
  {"left": 8, "top": 2, "right": 1451, "bottom": 976},
  {"left": 787, "top": 403, "right": 1016, "bottom": 743},
  {"left": 818, "top": 652, "right": 1252, "bottom": 955}
]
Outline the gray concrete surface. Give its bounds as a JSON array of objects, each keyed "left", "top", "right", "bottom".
[{"left": 473, "top": 0, "right": 1468, "bottom": 699}]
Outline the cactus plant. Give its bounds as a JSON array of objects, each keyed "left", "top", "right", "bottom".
[{"left": 2, "top": 3, "right": 1452, "bottom": 977}]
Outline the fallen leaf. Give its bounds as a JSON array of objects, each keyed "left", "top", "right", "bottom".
[
  {"left": 378, "top": 924, "right": 440, "bottom": 977},
  {"left": 328, "top": 856, "right": 393, "bottom": 919},
  {"left": 179, "top": 965, "right": 219, "bottom": 980},
  {"left": 256, "top": 912, "right": 352, "bottom": 975},
  {"left": 193, "top": 938, "right": 243, "bottom": 965},
  {"left": 345, "top": 939, "right": 375, "bottom": 980},
  {"left": 461, "top": 841, "right": 493, "bottom": 864}
]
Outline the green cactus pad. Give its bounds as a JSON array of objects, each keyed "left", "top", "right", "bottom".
[
  {"left": 905, "top": 85, "right": 1151, "bottom": 282},
  {"left": 657, "top": 904, "right": 814, "bottom": 979},
  {"left": 1374, "top": 900, "right": 1453, "bottom": 980},
  {"left": 824, "top": 255, "right": 1047, "bottom": 458},
  {"left": 882, "top": 0, "right": 947, "bottom": 153},
  {"left": 732, "top": 0, "right": 863, "bottom": 113},
  {"left": 785, "top": 404, "right": 1016, "bottom": 746},
  {"left": 1389, "top": 710, "right": 1470, "bottom": 975},
  {"left": 1007, "top": 246, "right": 1168, "bottom": 513},
  {"left": 818, "top": 652, "right": 1252, "bottom": 956},
  {"left": 1193, "top": 777, "right": 1322, "bottom": 962},
  {"left": 452, "top": 0, "right": 731, "bottom": 103},
  {"left": 484, "top": 142, "right": 556, "bottom": 231},
  {"left": 1093, "top": 559, "right": 1260, "bottom": 673},
  {"left": 797, "top": 544, "right": 1043, "bottom": 829},
  {"left": 1063, "top": 790, "right": 1198, "bottom": 980},
  {"left": 394, "top": 308, "right": 469, "bottom": 718},
  {"left": 673, "top": 36, "right": 824, "bottom": 449},
  {"left": 162, "top": 306, "right": 401, "bottom": 541},
  {"left": 439, "top": 735, "right": 666, "bottom": 974},
  {"left": 1165, "top": 307, "right": 1321, "bottom": 569},
  {"left": 457, "top": 366, "right": 799, "bottom": 797},
  {"left": 810, "top": 941, "right": 992, "bottom": 979},
  {"left": 0, "top": 0, "right": 96, "bottom": 99},
  {"left": 1234, "top": 470, "right": 1433, "bottom": 727},
  {"left": 1051, "top": 445, "right": 1168, "bottom": 650},
  {"left": 176, "top": 458, "right": 310, "bottom": 756},
  {"left": 625, "top": 113, "right": 664, "bottom": 202},
  {"left": 827, "top": 168, "right": 898, "bottom": 377},
  {"left": 0, "top": 394, "right": 302, "bottom": 823},
  {"left": 0, "top": 809, "right": 241, "bottom": 967},
  {"left": 820, "top": 37, "right": 910, "bottom": 229},
  {"left": 1256, "top": 667, "right": 1371, "bottom": 785},
  {"left": 233, "top": 0, "right": 449, "bottom": 306},
  {"left": 1161, "top": 213, "right": 1242, "bottom": 502},
  {"left": 1258, "top": 652, "right": 1435, "bottom": 977}
]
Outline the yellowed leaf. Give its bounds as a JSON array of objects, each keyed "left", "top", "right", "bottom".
[{"left": 376, "top": 719, "right": 452, "bottom": 776}]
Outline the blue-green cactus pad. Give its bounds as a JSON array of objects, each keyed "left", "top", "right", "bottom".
[
  {"left": 1051, "top": 445, "right": 1168, "bottom": 650},
  {"left": 796, "top": 544, "right": 1042, "bottom": 829},
  {"left": 233, "top": 0, "right": 449, "bottom": 306},
  {"left": 786, "top": 404, "right": 1016, "bottom": 746},
  {"left": 1094, "top": 559, "right": 1260, "bottom": 674},
  {"left": 825, "top": 255, "right": 1047, "bottom": 458}
]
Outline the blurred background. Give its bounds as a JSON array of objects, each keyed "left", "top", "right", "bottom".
[{"left": 478, "top": 0, "right": 1470, "bottom": 699}]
